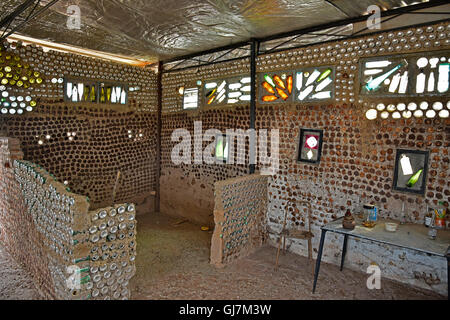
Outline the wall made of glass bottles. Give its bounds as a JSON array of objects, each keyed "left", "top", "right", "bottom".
[
  {"left": 164, "top": 22, "right": 449, "bottom": 118},
  {"left": 162, "top": 58, "right": 251, "bottom": 113},
  {"left": 0, "top": 46, "right": 43, "bottom": 115},
  {"left": 0, "top": 39, "right": 159, "bottom": 207},
  {"left": 0, "top": 39, "right": 157, "bottom": 114}
]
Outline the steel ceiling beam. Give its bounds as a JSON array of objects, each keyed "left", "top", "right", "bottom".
[
  {"left": 0, "top": 0, "right": 60, "bottom": 42},
  {"left": 0, "top": 0, "right": 36, "bottom": 29},
  {"left": 161, "top": 0, "right": 449, "bottom": 67},
  {"left": 262, "top": 17, "right": 450, "bottom": 57}
]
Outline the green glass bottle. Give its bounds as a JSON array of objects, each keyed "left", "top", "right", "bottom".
[
  {"left": 72, "top": 256, "right": 90, "bottom": 264},
  {"left": 317, "top": 68, "right": 331, "bottom": 83},
  {"left": 79, "top": 275, "right": 91, "bottom": 285},
  {"left": 406, "top": 169, "right": 423, "bottom": 187},
  {"left": 264, "top": 74, "right": 276, "bottom": 88}
]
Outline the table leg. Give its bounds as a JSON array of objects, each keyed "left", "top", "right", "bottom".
[
  {"left": 275, "top": 235, "right": 283, "bottom": 270},
  {"left": 340, "top": 234, "right": 348, "bottom": 271},
  {"left": 312, "top": 229, "right": 327, "bottom": 294},
  {"left": 446, "top": 248, "right": 449, "bottom": 300}
]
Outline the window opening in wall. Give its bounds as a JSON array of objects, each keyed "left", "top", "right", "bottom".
[
  {"left": 203, "top": 76, "right": 251, "bottom": 106},
  {"left": 260, "top": 72, "right": 293, "bottom": 102},
  {"left": 64, "top": 78, "right": 128, "bottom": 105},
  {"left": 183, "top": 87, "right": 199, "bottom": 109},
  {"left": 359, "top": 51, "right": 449, "bottom": 97},
  {"left": 363, "top": 59, "right": 408, "bottom": 94},
  {"left": 204, "top": 80, "right": 227, "bottom": 105},
  {"left": 295, "top": 67, "right": 334, "bottom": 102},
  {"left": 99, "top": 82, "right": 128, "bottom": 105},
  {"left": 65, "top": 79, "right": 97, "bottom": 103},
  {"left": 393, "top": 149, "right": 429, "bottom": 196},
  {"left": 215, "top": 134, "right": 229, "bottom": 163},
  {"left": 228, "top": 76, "right": 251, "bottom": 104}
]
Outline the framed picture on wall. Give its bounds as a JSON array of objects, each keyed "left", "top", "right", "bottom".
[
  {"left": 297, "top": 128, "right": 323, "bottom": 164},
  {"left": 393, "top": 149, "right": 429, "bottom": 195}
]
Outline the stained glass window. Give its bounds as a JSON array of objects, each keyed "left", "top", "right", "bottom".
[
  {"left": 64, "top": 78, "right": 128, "bottom": 105},
  {"left": 227, "top": 76, "right": 251, "bottom": 104},
  {"left": 259, "top": 72, "right": 293, "bottom": 103},
  {"left": 204, "top": 80, "right": 227, "bottom": 106},
  {"left": 360, "top": 51, "right": 449, "bottom": 96},
  {"left": 203, "top": 76, "right": 251, "bottom": 106},
  {"left": 294, "top": 66, "right": 334, "bottom": 102},
  {"left": 65, "top": 79, "right": 97, "bottom": 103},
  {"left": 99, "top": 82, "right": 128, "bottom": 105}
]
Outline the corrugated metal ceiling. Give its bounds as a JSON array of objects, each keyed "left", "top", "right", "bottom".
[{"left": 0, "top": 0, "right": 433, "bottom": 63}]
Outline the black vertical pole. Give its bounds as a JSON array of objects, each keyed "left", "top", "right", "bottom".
[
  {"left": 446, "top": 246, "right": 449, "bottom": 300},
  {"left": 155, "top": 61, "right": 163, "bottom": 213},
  {"left": 312, "top": 229, "right": 327, "bottom": 293},
  {"left": 249, "top": 39, "right": 257, "bottom": 174},
  {"left": 340, "top": 234, "right": 348, "bottom": 271}
]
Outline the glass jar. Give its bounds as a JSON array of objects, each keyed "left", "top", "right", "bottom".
[
  {"left": 362, "top": 204, "right": 377, "bottom": 228},
  {"left": 434, "top": 201, "right": 446, "bottom": 229}
]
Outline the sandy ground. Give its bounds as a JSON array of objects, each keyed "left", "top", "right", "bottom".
[
  {"left": 129, "top": 212, "right": 445, "bottom": 300},
  {"left": 0, "top": 211, "right": 445, "bottom": 300},
  {"left": 0, "top": 246, "right": 40, "bottom": 300}
]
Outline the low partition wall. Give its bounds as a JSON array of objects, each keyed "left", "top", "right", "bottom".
[
  {"left": 0, "top": 136, "right": 137, "bottom": 300},
  {"left": 12, "top": 159, "right": 137, "bottom": 300},
  {"left": 0, "top": 137, "right": 55, "bottom": 298},
  {"left": 13, "top": 160, "right": 137, "bottom": 300},
  {"left": 210, "top": 174, "right": 268, "bottom": 267}
]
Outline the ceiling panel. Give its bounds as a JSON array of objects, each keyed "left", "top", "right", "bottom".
[{"left": 0, "top": 0, "right": 434, "bottom": 63}]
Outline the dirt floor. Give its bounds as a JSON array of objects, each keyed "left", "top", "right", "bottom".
[
  {"left": 0, "top": 246, "right": 40, "bottom": 300},
  {"left": 0, "top": 211, "right": 445, "bottom": 300},
  {"left": 129, "top": 212, "right": 445, "bottom": 300}
]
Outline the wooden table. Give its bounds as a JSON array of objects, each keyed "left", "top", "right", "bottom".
[{"left": 312, "top": 217, "right": 450, "bottom": 298}]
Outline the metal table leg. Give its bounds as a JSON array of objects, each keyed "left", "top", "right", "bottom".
[
  {"left": 446, "top": 246, "right": 449, "bottom": 300},
  {"left": 340, "top": 234, "right": 348, "bottom": 271},
  {"left": 312, "top": 229, "right": 327, "bottom": 294}
]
